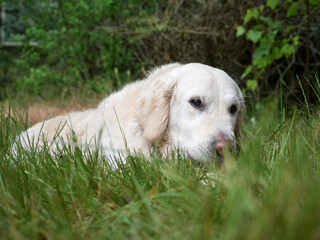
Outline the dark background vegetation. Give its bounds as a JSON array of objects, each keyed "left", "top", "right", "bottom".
[{"left": 0, "top": 0, "right": 319, "bottom": 110}]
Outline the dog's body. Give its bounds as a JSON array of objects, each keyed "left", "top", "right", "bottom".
[{"left": 18, "top": 63, "right": 244, "bottom": 161}]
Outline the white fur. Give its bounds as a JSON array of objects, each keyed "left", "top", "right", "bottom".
[{"left": 17, "top": 63, "right": 244, "bottom": 161}]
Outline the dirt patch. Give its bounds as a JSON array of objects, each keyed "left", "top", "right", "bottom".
[
  {"left": 3, "top": 99, "right": 100, "bottom": 126},
  {"left": 26, "top": 103, "right": 97, "bottom": 125}
]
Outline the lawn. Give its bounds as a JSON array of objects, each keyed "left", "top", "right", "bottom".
[{"left": 0, "top": 102, "right": 319, "bottom": 240}]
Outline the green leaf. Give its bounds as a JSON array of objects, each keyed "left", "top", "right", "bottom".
[
  {"left": 285, "top": 26, "right": 294, "bottom": 32},
  {"left": 292, "top": 35, "right": 300, "bottom": 46},
  {"left": 247, "top": 30, "right": 262, "bottom": 43},
  {"left": 271, "top": 47, "right": 282, "bottom": 59},
  {"left": 253, "top": 55, "right": 273, "bottom": 68},
  {"left": 247, "top": 79, "right": 258, "bottom": 91},
  {"left": 241, "top": 66, "right": 253, "bottom": 79},
  {"left": 254, "top": 46, "right": 269, "bottom": 59},
  {"left": 281, "top": 43, "right": 295, "bottom": 57},
  {"left": 236, "top": 26, "right": 246, "bottom": 37},
  {"left": 287, "top": 2, "right": 299, "bottom": 17},
  {"left": 267, "top": 0, "right": 279, "bottom": 10},
  {"left": 309, "top": 0, "right": 320, "bottom": 7},
  {"left": 260, "top": 37, "right": 273, "bottom": 51},
  {"left": 244, "top": 8, "right": 259, "bottom": 24},
  {"left": 259, "top": 16, "right": 274, "bottom": 26},
  {"left": 259, "top": 5, "right": 265, "bottom": 12},
  {"left": 271, "top": 21, "right": 282, "bottom": 30}
]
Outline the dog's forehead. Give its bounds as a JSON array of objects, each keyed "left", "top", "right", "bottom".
[{"left": 174, "top": 64, "right": 240, "bottom": 97}]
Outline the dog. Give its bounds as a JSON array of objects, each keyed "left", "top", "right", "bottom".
[{"left": 17, "top": 63, "right": 244, "bottom": 163}]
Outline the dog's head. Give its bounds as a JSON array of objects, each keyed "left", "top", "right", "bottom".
[{"left": 138, "top": 63, "right": 245, "bottom": 161}]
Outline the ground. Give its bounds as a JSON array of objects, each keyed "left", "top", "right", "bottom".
[{"left": 3, "top": 98, "right": 100, "bottom": 126}]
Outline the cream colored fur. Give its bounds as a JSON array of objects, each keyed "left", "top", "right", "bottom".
[{"left": 17, "top": 63, "right": 244, "bottom": 161}]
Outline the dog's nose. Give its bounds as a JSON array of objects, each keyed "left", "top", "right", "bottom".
[
  {"left": 212, "top": 133, "right": 233, "bottom": 157},
  {"left": 215, "top": 134, "right": 228, "bottom": 149}
]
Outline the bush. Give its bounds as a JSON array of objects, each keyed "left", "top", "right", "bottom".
[
  {"left": 236, "top": 0, "right": 320, "bottom": 104},
  {"left": 1, "top": 0, "right": 319, "bottom": 106},
  {"left": 2, "top": 0, "right": 157, "bottom": 98}
]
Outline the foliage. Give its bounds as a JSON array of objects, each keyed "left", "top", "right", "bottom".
[
  {"left": 237, "top": 0, "right": 320, "bottom": 92},
  {"left": 0, "top": 1, "right": 262, "bottom": 100},
  {"left": 1, "top": 0, "right": 159, "bottom": 98},
  {"left": 1, "top": 1, "right": 320, "bottom": 105}
]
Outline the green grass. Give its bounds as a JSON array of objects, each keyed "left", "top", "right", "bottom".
[{"left": 0, "top": 103, "right": 320, "bottom": 240}]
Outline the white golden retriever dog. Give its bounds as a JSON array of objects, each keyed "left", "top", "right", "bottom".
[{"left": 17, "top": 63, "right": 244, "bottom": 162}]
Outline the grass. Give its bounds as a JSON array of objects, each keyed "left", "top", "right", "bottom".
[{"left": 0, "top": 101, "right": 320, "bottom": 240}]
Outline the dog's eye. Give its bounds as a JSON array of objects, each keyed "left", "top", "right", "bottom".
[
  {"left": 190, "top": 98, "right": 203, "bottom": 108},
  {"left": 229, "top": 104, "right": 237, "bottom": 115}
]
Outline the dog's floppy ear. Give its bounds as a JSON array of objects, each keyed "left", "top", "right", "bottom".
[
  {"left": 137, "top": 64, "right": 180, "bottom": 143},
  {"left": 234, "top": 101, "right": 245, "bottom": 146}
]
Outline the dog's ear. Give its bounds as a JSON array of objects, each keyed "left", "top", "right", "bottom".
[
  {"left": 137, "top": 64, "right": 180, "bottom": 143},
  {"left": 234, "top": 101, "right": 245, "bottom": 146}
]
